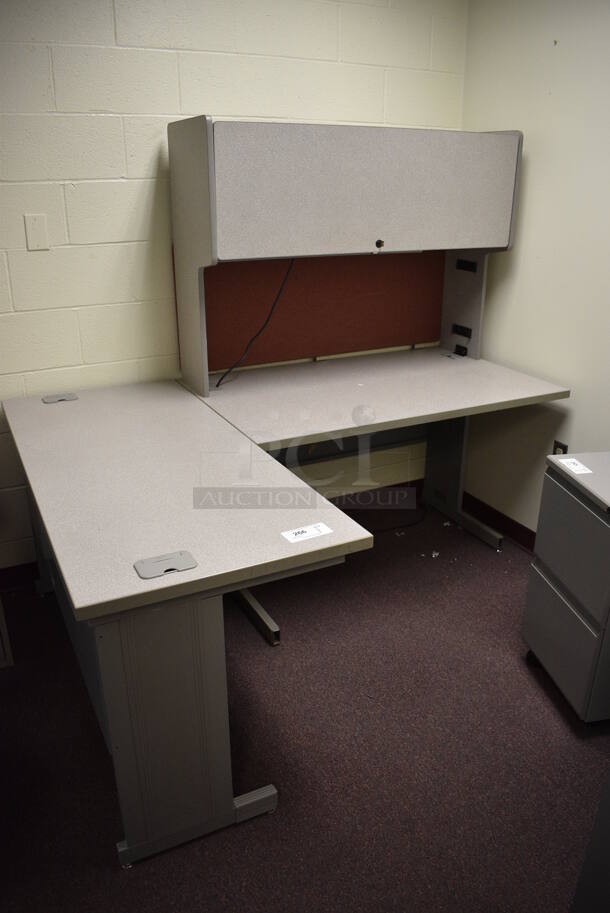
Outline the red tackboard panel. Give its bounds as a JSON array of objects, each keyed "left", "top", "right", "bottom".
[{"left": 204, "top": 252, "right": 444, "bottom": 372}]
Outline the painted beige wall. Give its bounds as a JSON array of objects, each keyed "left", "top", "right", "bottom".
[
  {"left": 462, "top": 0, "right": 610, "bottom": 530},
  {"left": 0, "top": 0, "right": 468, "bottom": 567}
]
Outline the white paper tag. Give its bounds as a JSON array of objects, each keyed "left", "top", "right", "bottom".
[
  {"left": 281, "top": 522, "right": 333, "bottom": 543},
  {"left": 558, "top": 457, "right": 593, "bottom": 475}
]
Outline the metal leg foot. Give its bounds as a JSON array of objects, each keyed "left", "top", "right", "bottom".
[
  {"left": 455, "top": 510, "right": 503, "bottom": 551},
  {"left": 236, "top": 588, "right": 280, "bottom": 646},
  {"left": 234, "top": 784, "right": 278, "bottom": 822},
  {"left": 115, "top": 784, "right": 279, "bottom": 864}
]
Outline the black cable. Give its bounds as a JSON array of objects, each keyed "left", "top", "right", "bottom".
[{"left": 215, "top": 258, "right": 295, "bottom": 388}]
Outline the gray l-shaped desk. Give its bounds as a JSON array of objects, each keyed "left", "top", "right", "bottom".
[{"left": 3, "top": 356, "right": 568, "bottom": 863}]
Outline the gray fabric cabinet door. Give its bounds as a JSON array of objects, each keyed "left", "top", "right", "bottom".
[{"left": 211, "top": 121, "right": 522, "bottom": 260}]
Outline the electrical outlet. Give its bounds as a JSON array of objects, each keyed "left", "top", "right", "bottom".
[{"left": 553, "top": 440, "right": 568, "bottom": 455}]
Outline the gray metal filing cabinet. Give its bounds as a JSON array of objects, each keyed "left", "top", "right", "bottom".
[{"left": 523, "top": 452, "right": 610, "bottom": 721}]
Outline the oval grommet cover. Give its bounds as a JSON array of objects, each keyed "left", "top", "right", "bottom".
[
  {"left": 134, "top": 550, "right": 198, "bottom": 579},
  {"left": 42, "top": 392, "right": 78, "bottom": 404}
]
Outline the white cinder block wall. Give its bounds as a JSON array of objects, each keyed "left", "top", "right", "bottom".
[
  {"left": 462, "top": 0, "right": 610, "bottom": 530},
  {"left": 0, "top": 0, "right": 468, "bottom": 568}
]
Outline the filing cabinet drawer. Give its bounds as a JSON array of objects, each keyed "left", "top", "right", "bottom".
[
  {"left": 535, "top": 473, "right": 610, "bottom": 627},
  {"left": 523, "top": 564, "right": 599, "bottom": 718}
]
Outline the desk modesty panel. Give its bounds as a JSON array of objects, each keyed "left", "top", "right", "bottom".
[
  {"left": 205, "top": 348, "right": 571, "bottom": 451},
  {"left": 3, "top": 382, "right": 372, "bottom": 621},
  {"left": 203, "top": 253, "right": 445, "bottom": 372}
]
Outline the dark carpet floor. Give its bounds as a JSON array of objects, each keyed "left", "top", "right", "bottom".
[{"left": 2, "top": 510, "right": 610, "bottom": 913}]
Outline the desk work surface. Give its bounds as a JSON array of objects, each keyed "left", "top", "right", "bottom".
[
  {"left": 3, "top": 382, "right": 372, "bottom": 620},
  {"left": 206, "top": 348, "right": 570, "bottom": 450}
]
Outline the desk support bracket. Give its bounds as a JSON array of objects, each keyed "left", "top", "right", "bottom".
[
  {"left": 423, "top": 416, "right": 503, "bottom": 551},
  {"left": 234, "top": 556, "right": 347, "bottom": 646},
  {"left": 237, "top": 588, "right": 280, "bottom": 645}
]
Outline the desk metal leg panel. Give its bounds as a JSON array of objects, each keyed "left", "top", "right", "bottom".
[
  {"left": 0, "top": 596, "right": 14, "bottom": 669},
  {"left": 28, "top": 489, "right": 55, "bottom": 597},
  {"left": 423, "top": 416, "right": 503, "bottom": 550},
  {"left": 92, "top": 594, "right": 277, "bottom": 864}
]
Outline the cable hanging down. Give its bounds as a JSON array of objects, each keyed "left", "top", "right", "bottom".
[{"left": 215, "top": 258, "right": 296, "bottom": 389}]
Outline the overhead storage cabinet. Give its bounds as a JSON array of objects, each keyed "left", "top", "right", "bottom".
[{"left": 169, "top": 117, "right": 522, "bottom": 262}]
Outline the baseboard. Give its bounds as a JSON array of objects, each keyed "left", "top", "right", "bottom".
[{"left": 462, "top": 492, "right": 535, "bottom": 552}]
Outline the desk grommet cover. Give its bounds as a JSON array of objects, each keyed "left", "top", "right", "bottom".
[
  {"left": 41, "top": 392, "right": 78, "bottom": 404},
  {"left": 134, "top": 551, "right": 198, "bottom": 580},
  {"left": 2, "top": 117, "right": 572, "bottom": 863}
]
